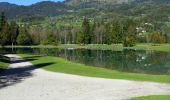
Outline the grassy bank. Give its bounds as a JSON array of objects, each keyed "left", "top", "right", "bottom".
[
  {"left": 129, "top": 44, "right": 170, "bottom": 52},
  {"left": 3, "top": 43, "right": 170, "bottom": 52},
  {"left": 131, "top": 95, "right": 170, "bottom": 100},
  {"left": 19, "top": 54, "right": 170, "bottom": 83},
  {"left": 0, "top": 55, "right": 10, "bottom": 71},
  {"left": 0, "top": 61, "right": 8, "bottom": 69}
]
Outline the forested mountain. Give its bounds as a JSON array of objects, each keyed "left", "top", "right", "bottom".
[
  {"left": 1, "top": 0, "right": 170, "bottom": 46},
  {"left": 0, "top": 1, "right": 68, "bottom": 19},
  {"left": 1, "top": 0, "right": 170, "bottom": 19},
  {"left": 0, "top": 0, "right": 170, "bottom": 18}
]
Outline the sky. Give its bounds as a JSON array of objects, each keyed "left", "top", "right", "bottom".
[{"left": 0, "top": 0, "right": 64, "bottom": 5}]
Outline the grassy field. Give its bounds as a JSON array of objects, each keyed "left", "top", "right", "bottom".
[
  {"left": 19, "top": 54, "right": 170, "bottom": 83},
  {"left": 3, "top": 43, "right": 170, "bottom": 52},
  {"left": 131, "top": 95, "right": 170, "bottom": 100}
]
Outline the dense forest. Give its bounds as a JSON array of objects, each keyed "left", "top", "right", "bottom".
[{"left": 0, "top": 0, "right": 170, "bottom": 47}]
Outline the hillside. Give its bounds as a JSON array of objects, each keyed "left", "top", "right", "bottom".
[
  {"left": 0, "top": 0, "right": 170, "bottom": 20},
  {"left": 0, "top": 0, "right": 137, "bottom": 19}
]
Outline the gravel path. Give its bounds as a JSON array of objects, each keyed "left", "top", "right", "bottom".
[{"left": 0, "top": 54, "right": 170, "bottom": 100}]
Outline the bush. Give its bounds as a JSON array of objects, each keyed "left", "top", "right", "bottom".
[{"left": 149, "top": 32, "right": 166, "bottom": 43}]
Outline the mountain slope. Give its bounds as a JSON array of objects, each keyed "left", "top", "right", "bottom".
[
  {"left": 0, "top": 0, "right": 170, "bottom": 19},
  {"left": 0, "top": 1, "right": 68, "bottom": 19}
]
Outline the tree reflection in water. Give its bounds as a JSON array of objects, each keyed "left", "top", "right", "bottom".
[{"left": 0, "top": 47, "right": 170, "bottom": 75}]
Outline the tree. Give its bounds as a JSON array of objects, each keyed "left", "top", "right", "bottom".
[
  {"left": 124, "top": 25, "right": 137, "bottom": 47},
  {"left": 42, "top": 32, "right": 58, "bottom": 45},
  {"left": 47, "top": 32, "right": 58, "bottom": 45},
  {"left": 0, "top": 22, "right": 11, "bottom": 46},
  {"left": 122, "top": 19, "right": 137, "bottom": 47},
  {"left": 67, "top": 30, "right": 73, "bottom": 44},
  {"left": 0, "top": 12, "right": 11, "bottom": 46},
  {"left": 106, "top": 20, "right": 121, "bottom": 44},
  {"left": 149, "top": 32, "right": 166, "bottom": 43},
  {"left": 93, "top": 23, "right": 106, "bottom": 44},
  {"left": 81, "top": 17, "right": 91, "bottom": 44},
  {"left": 76, "top": 29, "right": 84, "bottom": 44},
  {"left": 10, "top": 21, "right": 19, "bottom": 46},
  {"left": 17, "top": 26, "right": 32, "bottom": 45}
]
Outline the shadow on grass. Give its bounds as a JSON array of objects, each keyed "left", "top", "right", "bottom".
[
  {"left": 0, "top": 55, "right": 10, "bottom": 73},
  {"left": 21, "top": 55, "right": 43, "bottom": 59},
  {"left": 0, "top": 56, "right": 54, "bottom": 89},
  {"left": 0, "top": 55, "right": 10, "bottom": 63}
]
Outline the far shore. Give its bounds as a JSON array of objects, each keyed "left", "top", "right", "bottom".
[{"left": 1, "top": 43, "right": 170, "bottom": 52}]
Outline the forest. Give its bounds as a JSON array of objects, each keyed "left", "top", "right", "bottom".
[{"left": 0, "top": 0, "right": 170, "bottom": 47}]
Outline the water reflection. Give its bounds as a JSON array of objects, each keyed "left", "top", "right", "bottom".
[{"left": 0, "top": 47, "right": 170, "bottom": 75}]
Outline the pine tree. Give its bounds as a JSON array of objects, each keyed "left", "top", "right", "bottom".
[{"left": 81, "top": 17, "right": 91, "bottom": 44}]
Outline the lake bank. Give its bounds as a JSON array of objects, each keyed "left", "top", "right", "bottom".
[
  {"left": 2, "top": 43, "right": 170, "bottom": 52},
  {"left": 131, "top": 95, "right": 170, "bottom": 100},
  {"left": 0, "top": 55, "right": 10, "bottom": 71},
  {"left": 19, "top": 54, "right": 170, "bottom": 83}
]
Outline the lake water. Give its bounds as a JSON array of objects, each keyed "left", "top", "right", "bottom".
[{"left": 0, "top": 47, "right": 170, "bottom": 75}]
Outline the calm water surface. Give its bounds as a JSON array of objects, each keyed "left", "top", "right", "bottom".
[{"left": 0, "top": 47, "right": 170, "bottom": 75}]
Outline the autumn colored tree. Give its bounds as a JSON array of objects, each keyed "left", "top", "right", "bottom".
[
  {"left": 0, "top": 22, "right": 11, "bottom": 46},
  {"left": 149, "top": 32, "right": 166, "bottom": 43}
]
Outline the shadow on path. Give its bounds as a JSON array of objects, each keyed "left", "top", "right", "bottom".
[{"left": 0, "top": 56, "right": 54, "bottom": 89}]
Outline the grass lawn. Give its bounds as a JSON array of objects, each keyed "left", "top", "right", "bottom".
[
  {"left": 19, "top": 54, "right": 170, "bottom": 83},
  {"left": 131, "top": 95, "right": 170, "bottom": 100}
]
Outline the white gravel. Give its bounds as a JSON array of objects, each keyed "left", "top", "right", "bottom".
[{"left": 0, "top": 54, "right": 170, "bottom": 100}]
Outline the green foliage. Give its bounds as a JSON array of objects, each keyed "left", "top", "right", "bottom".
[
  {"left": 17, "top": 26, "right": 32, "bottom": 45},
  {"left": 0, "top": 12, "right": 20, "bottom": 46},
  {"left": 78, "top": 18, "right": 91, "bottom": 44},
  {"left": 76, "top": 30, "right": 84, "bottom": 44},
  {"left": 105, "top": 20, "right": 122, "bottom": 44},
  {"left": 10, "top": 21, "right": 19, "bottom": 45},
  {"left": 42, "top": 32, "right": 58, "bottom": 45},
  {"left": 0, "top": 22, "right": 11, "bottom": 46},
  {"left": 123, "top": 19, "right": 137, "bottom": 47},
  {"left": 0, "top": 55, "right": 10, "bottom": 71},
  {"left": 1, "top": 1, "right": 170, "bottom": 46},
  {"left": 0, "top": 12, "right": 12, "bottom": 46}
]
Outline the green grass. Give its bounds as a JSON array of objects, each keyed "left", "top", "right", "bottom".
[
  {"left": 0, "top": 56, "right": 10, "bottom": 71},
  {"left": 131, "top": 43, "right": 170, "bottom": 52},
  {"left": 19, "top": 54, "right": 170, "bottom": 83},
  {"left": 0, "top": 61, "right": 8, "bottom": 69},
  {"left": 131, "top": 95, "right": 170, "bottom": 100}
]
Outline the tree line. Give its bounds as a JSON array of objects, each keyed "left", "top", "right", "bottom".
[
  {"left": 0, "top": 12, "right": 169, "bottom": 47},
  {"left": 0, "top": 12, "right": 32, "bottom": 46}
]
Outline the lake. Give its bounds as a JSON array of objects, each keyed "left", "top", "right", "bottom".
[{"left": 0, "top": 47, "right": 170, "bottom": 75}]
